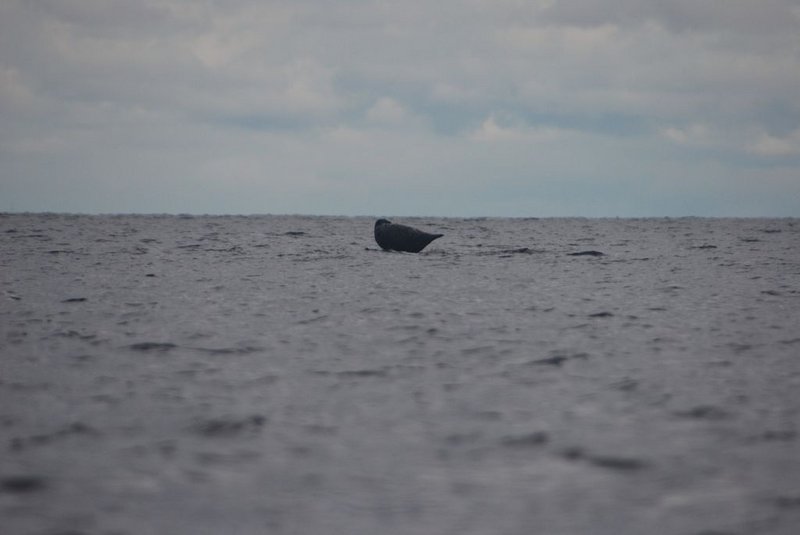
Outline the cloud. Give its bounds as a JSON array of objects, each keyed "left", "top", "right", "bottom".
[
  {"left": 365, "top": 97, "right": 418, "bottom": 127},
  {"left": 470, "top": 115, "right": 566, "bottom": 143},
  {"left": 1, "top": 0, "right": 799, "bottom": 215},
  {"left": 538, "top": 0, "right": 800, "bottom": 35},
  {"left": 749, "top": 129, "right": 800, "bottom": 157}
]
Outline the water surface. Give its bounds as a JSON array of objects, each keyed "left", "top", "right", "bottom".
[{"left": 1, "top": 214, "right": 799, "bottom": 534}]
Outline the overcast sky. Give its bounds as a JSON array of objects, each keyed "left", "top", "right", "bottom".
[{"left": 1, "top": 1, "right": 799, "bottom": 216}]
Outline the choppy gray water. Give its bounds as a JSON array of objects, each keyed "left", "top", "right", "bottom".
[{"left": 1, "top": 214, "right": 799, "bottom": 535}]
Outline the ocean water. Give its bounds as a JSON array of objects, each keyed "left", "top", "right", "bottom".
[{"left": 1, "top": 214, "right": 799, "bottom": 535}]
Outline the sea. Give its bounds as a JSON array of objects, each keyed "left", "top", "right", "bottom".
[{"left": 1, "top": 214, "right": 799, "bottom": 535}]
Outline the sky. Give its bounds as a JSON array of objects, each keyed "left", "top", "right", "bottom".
[{"left": 1, "top": 0, "right": 799, "bottom": 217}]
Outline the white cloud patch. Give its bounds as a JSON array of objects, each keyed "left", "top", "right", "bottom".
[
  {"left": 750, "top": 129, "right": 800, "bottom": 157},
  {"left": 470, "top": 115, "right": 565, "bottom": 143},
  {"left": 366, "top": 97, "right": 412, "bottom": 126},
  {"left": 661, "top": 124, "right": 713, "bottom": 147},
  {"left": 471, "top": 115, "right": 521, "bottom": 142}
]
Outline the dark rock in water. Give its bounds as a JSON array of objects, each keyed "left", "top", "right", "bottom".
[
  {"left": 568, "top": 250, "right": 605, "bottom": 257},
  {"left": 62, "top": 297, "right": 87, "bottom": 303},
  {"left": 374, "top": 219, "right": 443, "bottom": 253}
]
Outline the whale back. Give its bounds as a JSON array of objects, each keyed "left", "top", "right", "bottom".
[{"left": 374, "top": 220, "right": 443, "bottom": 253}]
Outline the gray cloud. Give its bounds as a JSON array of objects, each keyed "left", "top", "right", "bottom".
[
  {"left": 1, "top": 0, "right": 798, "bottom": 215},
  {"left": 539, "top": 0, "right": 800, "bottom": 34}
]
